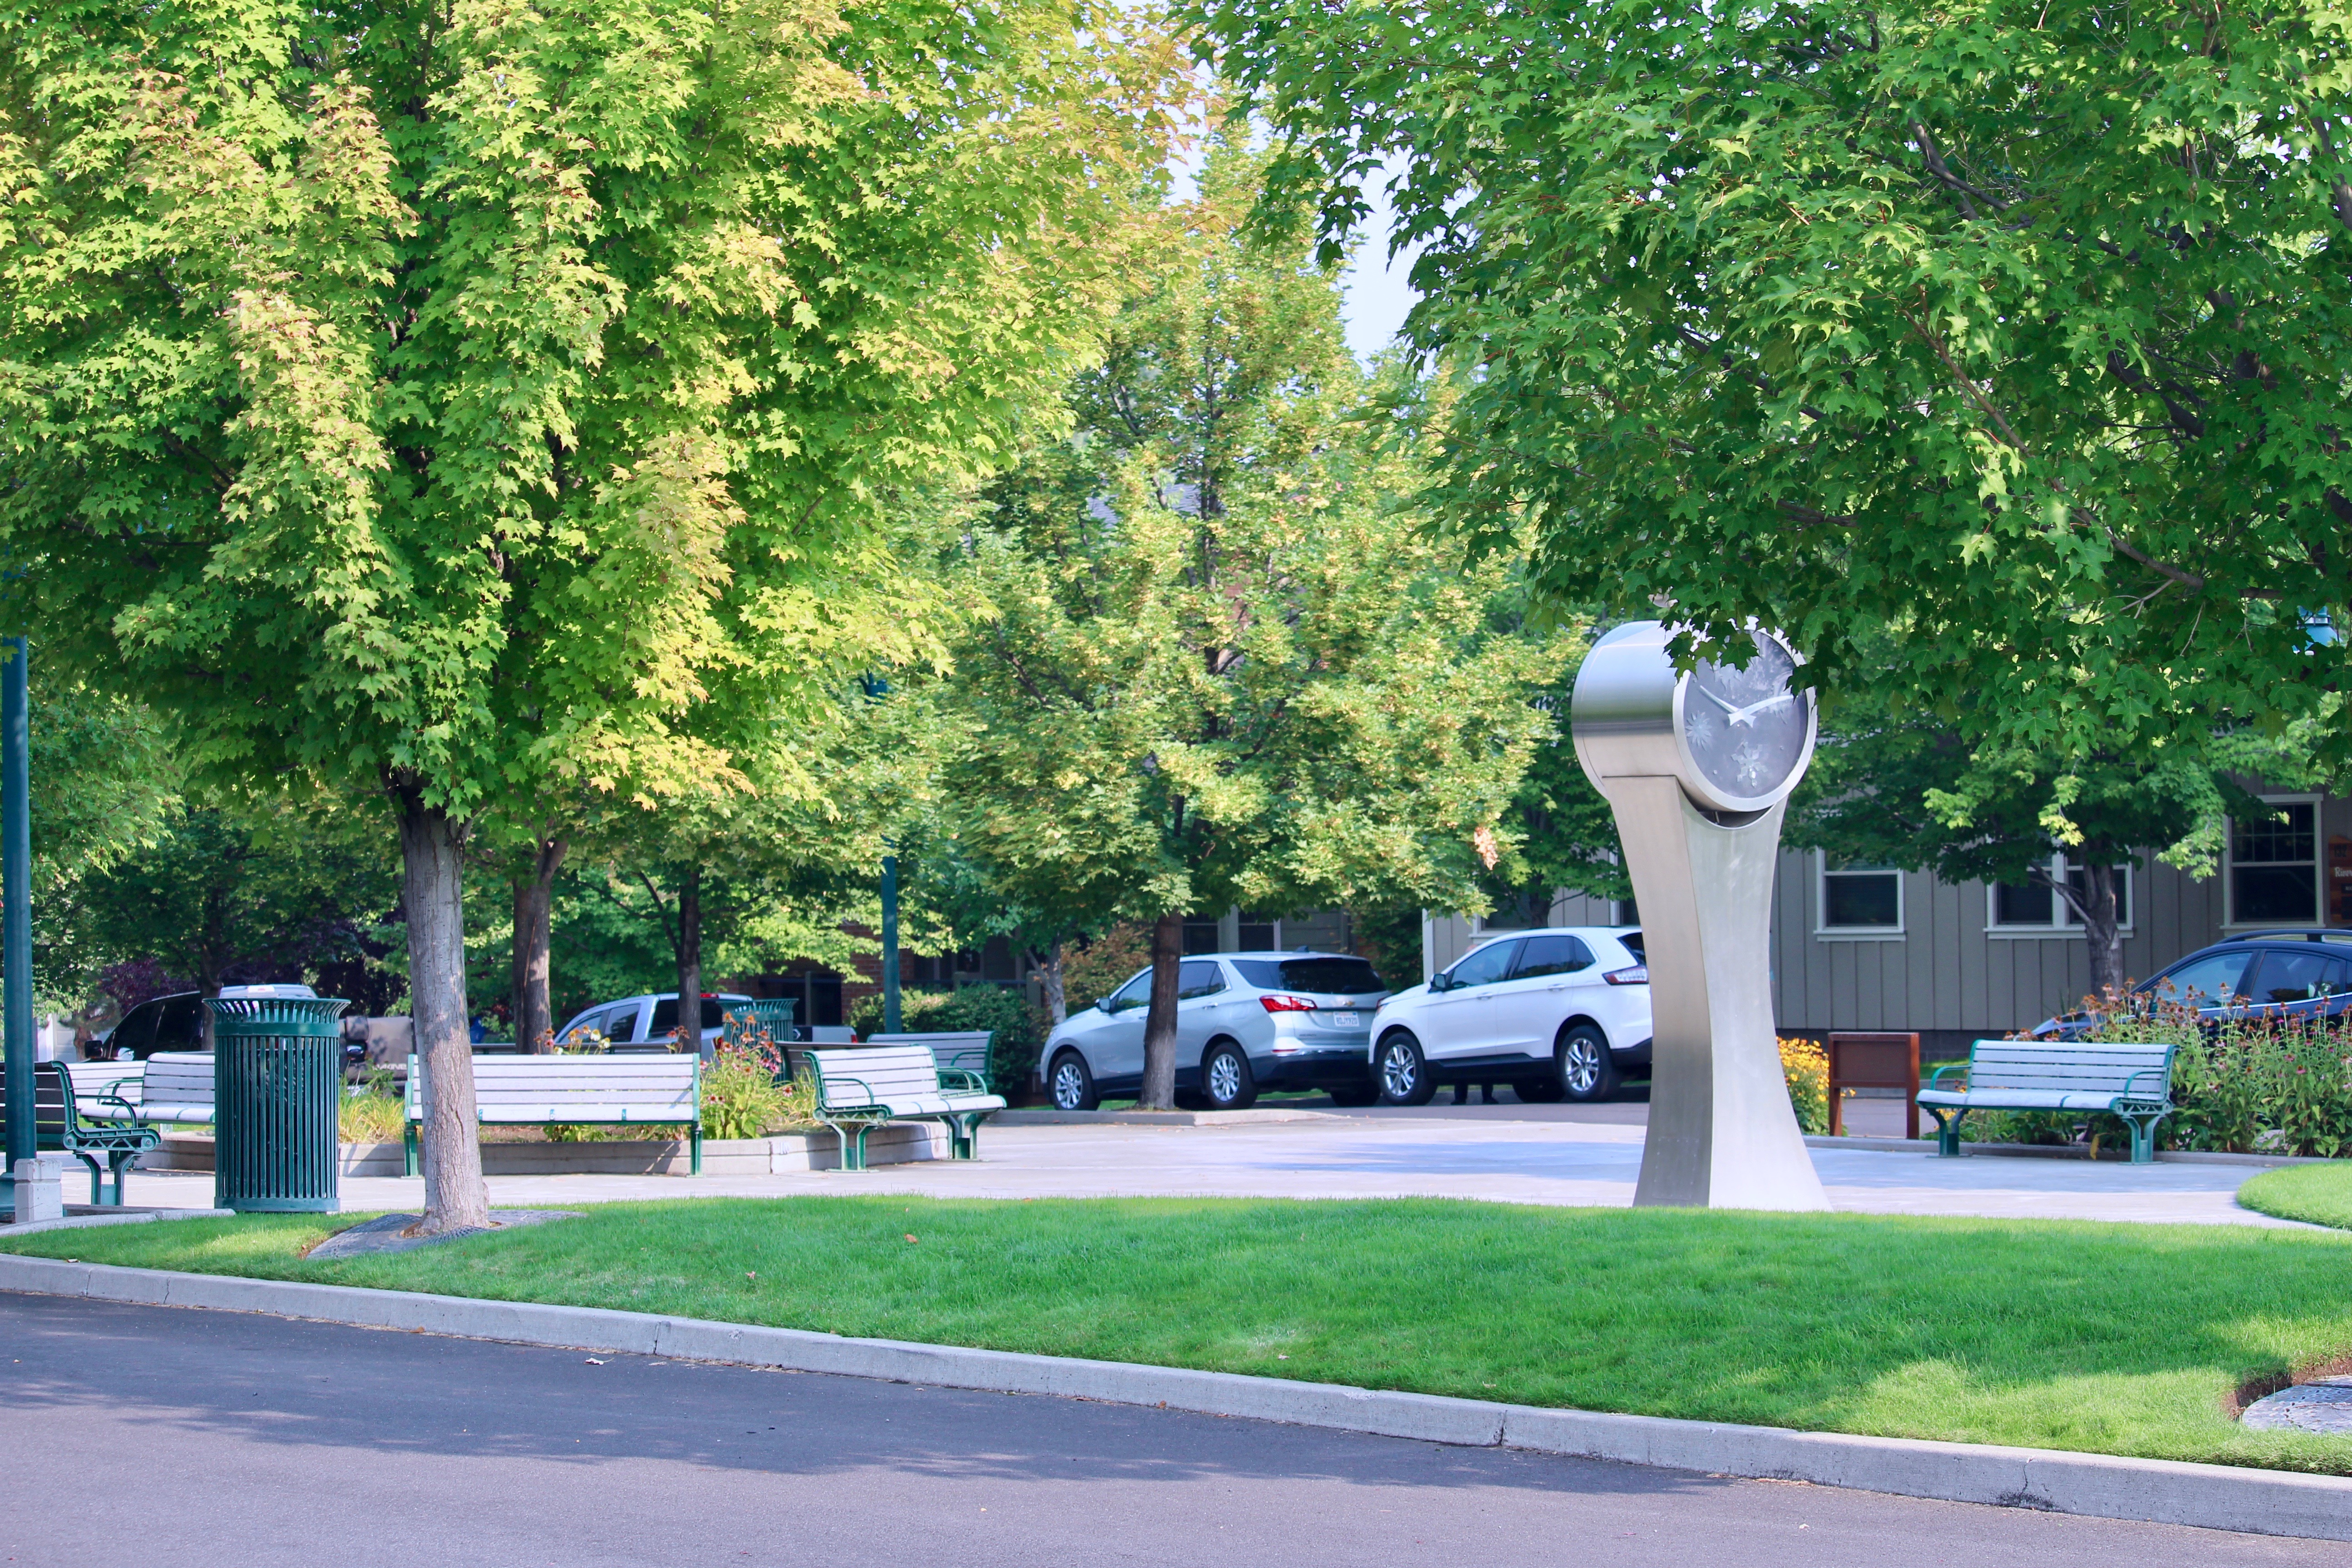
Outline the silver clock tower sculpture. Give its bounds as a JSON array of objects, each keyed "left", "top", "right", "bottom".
[{"left": 1571, "top": 621, "right": 1829, "bottom": 1210}]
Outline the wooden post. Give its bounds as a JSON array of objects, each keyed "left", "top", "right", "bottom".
[{"left": 1826, "top": 1032, "right": 1920, "bottom": 1139}]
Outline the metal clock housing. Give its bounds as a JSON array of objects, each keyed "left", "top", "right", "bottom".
[
  {"left": 1672, "top": 629, "right": 1817, "bottom": 814},
  {"left": 1572, "top": 620, "right": 1818, "bottom": 815}
]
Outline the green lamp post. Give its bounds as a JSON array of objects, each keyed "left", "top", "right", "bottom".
[{"left": 3, "top": 639, "right": 33, "bottom": 1210}]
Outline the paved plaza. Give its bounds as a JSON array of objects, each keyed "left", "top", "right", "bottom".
[{"left": 104, "top": 1101, "right": 2319, "bottom": 1229}]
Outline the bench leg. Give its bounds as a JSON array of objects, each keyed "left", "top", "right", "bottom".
[
  {"left": 848, "top": 1124, "right": 872, "bottom": 1172},
  {"left": 403, "top": 1122, "right": 419, "bottom": 1179},
  {"left": 1927, "top": 1106, "right": 1966, "bottom": 1157},
  {"left": 109, "top": 1150, "right": 137, "bottom": 1205},
  {"left": 690, "top": 1124, "right": 702, "bottom": 1176},
  {"left": 2124, "top": 1113, "right": 2161, "bottom": 1164},
  {"left": 71, "top": 1151, "right": 103, "bottom": 1205}
]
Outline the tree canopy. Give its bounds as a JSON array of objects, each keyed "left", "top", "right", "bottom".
[
  {"left": 1199, "top": 0, "right": 2352, "bottom": 817},
  {"left": 934, "top": 150, "right": 1574, "bottom": 1105},
  {"left": 0, "top": 0, "right": 1179, "bottom": 1227}
]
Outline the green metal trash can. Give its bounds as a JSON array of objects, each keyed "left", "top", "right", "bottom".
[{"left": 208, "top": 995, "right": 350, "bottom": 1213}]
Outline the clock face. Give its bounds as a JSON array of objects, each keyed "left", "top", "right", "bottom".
[{"left": 1679, "top": 632, "right": 1813, "bottom": 808}]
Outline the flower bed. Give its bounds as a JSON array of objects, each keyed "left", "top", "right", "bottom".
[{"left": 1978, "top": 1006, "right": 2352, "bottom": 1158}]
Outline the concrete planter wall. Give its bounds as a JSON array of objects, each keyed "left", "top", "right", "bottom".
[{"left": 145, "top": 1122, "right": 944, "bottom": 1178}]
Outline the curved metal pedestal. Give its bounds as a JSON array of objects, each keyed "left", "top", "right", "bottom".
[{"left": 1603, "top": 777, "right": 1828, "bottom": 1211}]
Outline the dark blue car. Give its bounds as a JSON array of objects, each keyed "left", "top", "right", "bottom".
[{"left": 2030, "top": 931, "right": 2352, "bottom": 1038}]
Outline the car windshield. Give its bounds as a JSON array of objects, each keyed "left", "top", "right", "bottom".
[{"left": 1230, "top": 957, "right": 1383, "bottom": 995}]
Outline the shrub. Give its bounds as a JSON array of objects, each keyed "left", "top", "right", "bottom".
[
  {"left": 338, "top": 1070, "right": 404, "bottom": 1144},
  {"left": 1059, "top": 925, "right": 1152, "bottom": 1014},
  {"left": 1779, "top": 1036, "right": 1828, "bottom": 1136},
  {"left": 1961, "top": 1005, "right": 2352, "bottom": 1158},
  {"left": 699, "top": 1039, "right": 809, "bottom": 1140},
  {"left": 850, "top": 981, "right": 1042, "bottom": 1093}
]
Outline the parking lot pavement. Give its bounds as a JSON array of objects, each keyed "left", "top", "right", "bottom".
[
  {"left": 111, "top": 1111, "right": 2307, "bottom": 1229},
  {"left": 2, "top": 1292, "right": 2337, "bottom": 1568}
]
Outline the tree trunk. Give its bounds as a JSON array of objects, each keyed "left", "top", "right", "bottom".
[
  {"left": 394, "top": 786, "right": 490, "bottom": 1235},
  {"left": 675, "top": 864, "right": 703, "bottom": 1056},
  {"left": 2074, "top": 861, "right": 2127, "bottom": 1003},
  {"left": 1034, "top": 939, "right": 1067, "bottom": 1027},
  {"left": 1136, "top": 911, "right": 1183, "bottom": 1109},
  {"left": 510, "top": 836, "right": 566, "bottom": 1053}
]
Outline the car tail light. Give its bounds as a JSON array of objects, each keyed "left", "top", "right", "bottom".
[
  {"left": 1259, "top": 993, "right": 1316, "bottom": 1013},
  {"left": 1602, "top": 965, "right": 1648, "bottom": 985}
]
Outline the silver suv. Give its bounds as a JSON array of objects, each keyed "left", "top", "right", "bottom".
[{"left": 1039, "top": 951, "right": 1390, "bottom": 1111}]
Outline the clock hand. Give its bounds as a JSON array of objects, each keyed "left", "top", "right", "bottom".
[
  {"left": 1698, "top": 686, "right": 1739, "bottom": 716},
  {"left": 1729, "top": 692, "right": 1794, "bottom": 725}
]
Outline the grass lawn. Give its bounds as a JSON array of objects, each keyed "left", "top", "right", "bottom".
[
  {"left": 9, "top": 1197, "right": 2352, "bottom": 1473},
  {"left": 2240, "top": 1163, "right": 2352, "bottom": 1230}
]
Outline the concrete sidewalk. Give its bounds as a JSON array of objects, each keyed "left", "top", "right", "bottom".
[{"left": 106, "top": 1107, "right": 2314, "bottom": 1228}]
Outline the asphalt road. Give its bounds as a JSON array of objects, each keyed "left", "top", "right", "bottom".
[{"left": 0, "top": 1293, "right": 2336, "bottom": 1567}]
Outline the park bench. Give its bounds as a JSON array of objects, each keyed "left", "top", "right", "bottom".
[
  {"left": 1916, "top": 1040, "right": 2177, "bottom": 1163},
  {"left": 77, "top": 1052, "right": 218, "bottom": 1125},
  {"left": 404, "top": 1052, "right": 702, "bottom": 1176},
  {"left": 1, "top": 1061, "right": 164, "bottom": 1204},
  {"left": 805, "top": 1044, "right": 1005, "bottom": 1169},
  {"left": 864, "top": 1031, "right": 994, "bottom": 1087}
]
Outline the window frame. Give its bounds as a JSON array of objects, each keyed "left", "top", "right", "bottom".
[
  {"left": 1984, "top": 855, "right": 2137, "bottom": 938},
  {"left": 1176, "top": 960, "right": 1228, "bottom": 1001},
  {"left": 1814, "top": 852, "right": 1906, "bottom": 940},
  {"left": 2225, "top": 793, "right": 2324, "bottom": 930},
  {"left": 1510, "top": 934, "right": 1595, "bottom": 980}
]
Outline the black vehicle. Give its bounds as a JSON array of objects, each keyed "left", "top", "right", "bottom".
[
  {"left": 2030, "top": 931, "right": 2352, "bottom": 1039},
  {"left": 88, "top": 991, "right": 206, "bottom": 1060}
]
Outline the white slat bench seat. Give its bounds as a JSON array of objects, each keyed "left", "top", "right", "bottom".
[
  {"left": 806, "top": 1045, "right": 1005, "bottom": 1169},
  {"left": 1916, "top": 1040, "right": 2178, "bottom": 1162},
  {"left": 77, "top": 1052, "right": 218, "bottom": 1125},
  {"left": 861, "top": 1031, "right": 1002, "bottom": 1154},
  {"left": 406, "top": 1052, "right": 702, "bottom": 1176}
]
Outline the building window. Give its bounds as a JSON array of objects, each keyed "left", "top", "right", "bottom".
[
  {"left": 1610, "top": 897, "right": 1639, "bottom": 927},
  {"left": 1238, "top": 911, "right": 1279, "bottom": 949},
  {"left": 1818, "top": 855, "right": 1903, "bottom": 936},
  {"left": 2231, "top": 799, "right": 2319, "bottom": 925},
  {"left": 1988, "top": 858, "right": 2133, "bottom": 933},
  {"left": 1182, "top": 913, "right": 1224, "bottom": 955}
]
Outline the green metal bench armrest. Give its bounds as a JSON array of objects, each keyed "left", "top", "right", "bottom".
[
  {"left": 1926, "top": 1062, "right": 1968, "bottom": 1090},
  {"left": 2120, "top": 1066, "right": 2173, "bottom": 1098},
  {"left": 936, "top": 1067, "right": 990, "bottom": 1095},
  {"left": 97, "top": 1089, "right": 147, "bottom": 1123}
]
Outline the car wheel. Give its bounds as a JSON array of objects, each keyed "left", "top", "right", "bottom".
[
  {"left": 1048, "top": 1049, "right": 1100, "bottom": 1112},
  {"left": 1558, "top": 1024, "right": 1621, "bottom": 1102},
  {"left": 1377, "top": 1031, "right": 1437, "bottom": 1106},
  {"left": 1326, "top": 1078, "right": 1379, "bottom": 1107},
  {"left": 1202, "top": 1041, "right": 1258, "bottom": 1111}
]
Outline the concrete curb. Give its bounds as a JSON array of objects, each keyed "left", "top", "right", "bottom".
[
  {"left": 1, "top": 1254, "right": 2346, "bottom": 1540},
  {"left": 1805, "top": 1135, "right": 2323, "bottom": 1168},
  {"left": 2, "top": 1207, "right": 235, "bottom": 1237},
  {"left": 991, "top": 1108, "right": 1341, "bottom": 1127}
]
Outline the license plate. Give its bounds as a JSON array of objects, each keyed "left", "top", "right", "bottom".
[{"left": 1319, "top": 1011, "right": 1360, "bottom": 1029}]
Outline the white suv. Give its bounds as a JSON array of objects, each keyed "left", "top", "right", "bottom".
[{"left": 1368, "top": 927, "right": 1650, "bottom": 1103}]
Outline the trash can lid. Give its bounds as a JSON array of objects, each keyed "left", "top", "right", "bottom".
[{"left": 206, "top": 995, "right": 352, "bottom": 1035}]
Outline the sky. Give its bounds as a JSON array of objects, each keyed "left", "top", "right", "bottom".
[
  {"left": 1167, "top": 138, "right": 1422, "bottom": 365},
  {"left": 1336, "top": 174, "right": 1423, "bottom": 363}
]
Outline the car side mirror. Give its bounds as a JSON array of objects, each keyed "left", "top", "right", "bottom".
[{"left": 1429, "top": 975, "right": 1450, "bottom": 993}]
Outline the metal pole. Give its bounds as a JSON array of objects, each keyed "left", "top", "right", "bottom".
[
  {"left": 881, "top": 853, "right": 901, "bottom": 1034},
  {"left": 3, "top": 639, "right": 31, "bottom": 1196}
]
